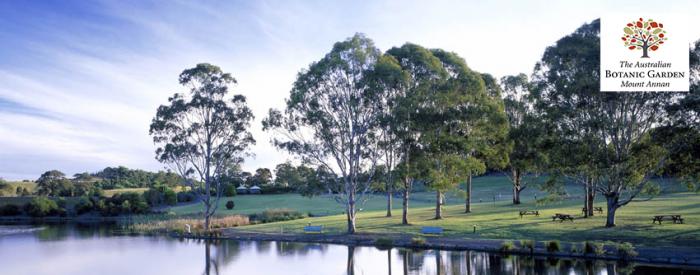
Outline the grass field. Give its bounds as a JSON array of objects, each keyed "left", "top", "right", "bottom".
[{"left": 171, "top": 175, "right": 699, "bottom": 248}]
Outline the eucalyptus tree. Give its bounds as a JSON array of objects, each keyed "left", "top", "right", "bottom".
[
  {"left": 262, "top": 34, "right": 385, "bottom": 233},
  {"left": 149, "top": 63, "right": 255, "bottom": 230},
  {"left": 36, "top": 170, "right": 72, "bottom": 197},
  {"left": 500, "top": 74, "right": 547, "bottom": 204},
  {"left": 655, "top": 39, "right": 700, "bottom": 190},
  {"left": 382, "top": 43, "right": 446, "bottom": 224},
  {"left": 366, "top": 54, "right": 410, "bottom": 217},
  {"left": 532, "top": 19, "right": 672, "bottom": 226},
  {"left": 406, "top": 49, "right": 507, "bottom": 219}
]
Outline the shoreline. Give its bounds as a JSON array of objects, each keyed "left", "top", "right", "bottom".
[{"left": 206, "top": 229, "right": 700, "bottom": 268}]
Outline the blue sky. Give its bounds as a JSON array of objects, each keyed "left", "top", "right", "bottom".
[{"left": 1, "top": 0, "right": 699, "bottom": 180}]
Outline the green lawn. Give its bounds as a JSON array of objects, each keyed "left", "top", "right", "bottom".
[
  {"left": 171, "top": 175, "right": 699, "bottom": 248},
  {"left": 171, "top": 175, "right": 551, "bottom": 216}
]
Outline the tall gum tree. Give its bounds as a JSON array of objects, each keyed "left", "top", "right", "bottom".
[
  {"left": 421, "top": 49, "right": 507, "bottom": 219},
  {"left": 383, "top": 43, "right": 446, "bottom": 224},
  {"left": 532, "top": 20, "right": 672, "bottom": 227},
  {"left": 149, "top": 63, "right": 255, "bottom": 231},
  {"left": 262, "top": 34, "right": 384, "bottom": 234},
  {"left": 500, "top": 74, "right": 546, "bottom": 205}
]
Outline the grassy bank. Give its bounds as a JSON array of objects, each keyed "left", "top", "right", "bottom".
[{"left": 235, "top": 191, "right": 700, "bottom": 248}]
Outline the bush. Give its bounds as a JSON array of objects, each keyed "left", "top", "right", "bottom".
[
  {"left": 616, "top": 242, "right": 638, "bottom": 260},
  {"left": 225, "top": 200, "right": 235, "bottom": 210},
  {"left": 164, "top": 189, "right": 177, "bottom": 206},
  {"left": 410, "top": 237, "right": 426, "bottom": 246},
  {"left": 546, "top": 240, "right": 560, "bottom": 253},
  {"left": 24, "top": 197, "right": 60, "bottom": 217},
  {"left": 375, "top": 238, "right": 394, "bottom": 249},
  {"left": 249, "top": 208, "right": 305, "bottom": 223},
  {"left": 143, "top": 188, "right": 163, "bottom": 206},
  {"left": 583, "top": 241, "right": 606, "bottom": 256},
  {"left": 500, "top": 241, "right": 515, "bottom": 253},
  {"left": 223, "top": 185, "right": 237, "bottom": 197},
  {"left": 520, "top": 240, "right": 535, "bottom": 254},
  {"left": 177, "top": 191, "right": 196, "bottom": 203},
  {"left": 75, "top": 196, "right": 94, "bottom": 215},
  {"left": 0, "top": 204, "right": 22, "bottom": 216}
]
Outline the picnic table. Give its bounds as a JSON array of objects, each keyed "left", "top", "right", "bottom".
[
  {"left": 420, "top": 226, "right": 443, "bottom": 235},
  {"left": 519, "top": 210, "right": 540, "bottom": 218},
  {"left": 582, "top": 207, "right": 604, "bottom": 214},
  {"left": 652, "top": 215, "right": 684, "bottom": 224},
  {"left": 552, "top": 213, "right": 574, "bottom": 222}
]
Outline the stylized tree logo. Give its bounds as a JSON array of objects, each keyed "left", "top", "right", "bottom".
[{"left": 622, "top": 18, "right": 667, "bottom": 58}]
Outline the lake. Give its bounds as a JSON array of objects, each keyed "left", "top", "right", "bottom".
[{"left": 0, "top": 223, "right": 697, "bottom": 275}]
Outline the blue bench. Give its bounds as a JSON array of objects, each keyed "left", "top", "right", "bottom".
[
  {"left": 303, "top": 225, "right": 323, "bottom": 233},
  {"left": 420, "top": 226, "right": 443, "bottom": 235}
]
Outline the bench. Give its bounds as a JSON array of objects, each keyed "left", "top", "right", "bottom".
[
  {"left": 552, "top": 213, "right": 574, "bottom": 222},
  {"left": 519, "top": 210, "right": 540, "bottom": 218},
  {"left": 652, "top": 215, "right": 684, "bottom": 224},
  {"left": 420, "top": 226, "right": 443, "bottom": 235},
  {"left": 582, "top": 207, "right": 604, "bottom": 214},
  {"left": 303, "top": 225, "right": 323, "bottom": 233}
]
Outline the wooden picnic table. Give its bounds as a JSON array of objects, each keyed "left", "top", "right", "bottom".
[
  {"left": 552, "top": 213, "right": 574, "bottom": 222},
  {"left": 519, "top": 210, "right": 539, "bottom": 218},
  {"left": 652, "top": 215, "right": 684, "bottom": 224},
  {"left": 582, "top": 207, "right": 604, "bottom": 214}
]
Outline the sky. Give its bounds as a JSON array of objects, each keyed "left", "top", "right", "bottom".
[{"left": 1, "top": 0, "right": 699, "bottom": 180}]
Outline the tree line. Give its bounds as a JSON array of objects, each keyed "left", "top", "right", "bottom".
[{"left": 150, "top": 19, "right": 698, "bottom": 232}]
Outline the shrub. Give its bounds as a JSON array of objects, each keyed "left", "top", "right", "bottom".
[
  {"left": 225, "top": 200, "right": 235, "bottom": 210},
  {"left": 616, "top": 242, "right": 638, "bottom": 260},
  {"left": 500, "top": 241, "right": 515, "bottom": 253},
  {"left": 223, "top": 185, "right": 237, "bottom": 197},
  {"left": 143, "top": 188, "right": 163, "bottom": 206},
  {"left": 410, "top": 237, "right": 426, "bottom": 246},
  {"left": 520, "top": 240, "right": 535, "bottom": 254},
  {"left": 571, "top": 244, "right": 581, "bottom": 254},
  {"left": 75, "top": 196, "right": 94, "bottom": 215},
  {"left": 249, "top": 208, "right": 305, "bottom": 223},
  {"left": 375, "top": 238, "right": 394, "bottom": 249},
  {"left": 0, "top": 204, "right": 22, "bottom": 216},
  {"left": 164, "top": 189, "right": 177, "bottom": 206},
  {"left": 24, "top": 197, "right": 60, "bottom": 217},
  {"left": 546, "top": 240, "right": 560, "bottom": 253},
  {"left": 177, "top": 191, "right": 196, "bottom": 203},
  {"left": 583, "top": 241, "right": 605, "bottom": 256}
]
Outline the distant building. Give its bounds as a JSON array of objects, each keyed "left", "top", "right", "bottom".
[
  {"left": 249, "top": 185, "right": 261, "bottom": 194},
  {"left": 236, "top": 185, "right": 249, "bottom": 194}
]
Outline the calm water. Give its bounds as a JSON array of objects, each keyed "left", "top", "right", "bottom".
[{"left": 0, "top": 224, "right": 698, "bottom": 275}]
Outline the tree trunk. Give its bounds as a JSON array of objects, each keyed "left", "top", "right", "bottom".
[
  {"left": 402, "top": 179, "right": 410, "bottom": 225},
  {"left": 465, "top": 172, "right": 472, "bottom": 213},
  {"left": 347, "top": 192, "right": 357, "bottom": 234},
  {"left": 386, "top": 185, "right": 392, "bottom": 217},
  {"left": 435, "top": 191, "right": 443, "bottom": 219},
  {"left": 641, "top": 43, "right": 650, "bottom": 58},
  {"left": 512, "top": 169, "right": 522, "bottom": 205},
  {"left": 584, "top": 177, "right": 595, "bottom": 217},
  {"left": 605, "top": 193, "right": 619, "bottom": 227}
]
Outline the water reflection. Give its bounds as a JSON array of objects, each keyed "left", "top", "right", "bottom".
[{"left": 0, "top": 224, "right": 697, "bottom": 275}]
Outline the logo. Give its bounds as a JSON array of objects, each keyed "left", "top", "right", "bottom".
[
  {"left": 621, "top": 18, "right": 667, "bottom": 58},
  {"left": 600, "top": 14, "right": 688, "bottom": 92}
]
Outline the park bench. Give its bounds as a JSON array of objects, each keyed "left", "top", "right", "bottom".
[
  {"left": 420, "top": 226, "right": 444, "bottom": 235},
  {"left": 552, "top": 213, "right": 574, "bottom": 222},
  {"left": 519, "top": 210, "right": 540, "bottom": 218},
  {"left": 652, "top": 215, "right": 684, "bottom": 224},
  {"left": 581, "top": 207, "right": 604, "bottom": 215},
  {"left": 303, "top": 225, "right": 323, "bottom": 233}
]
